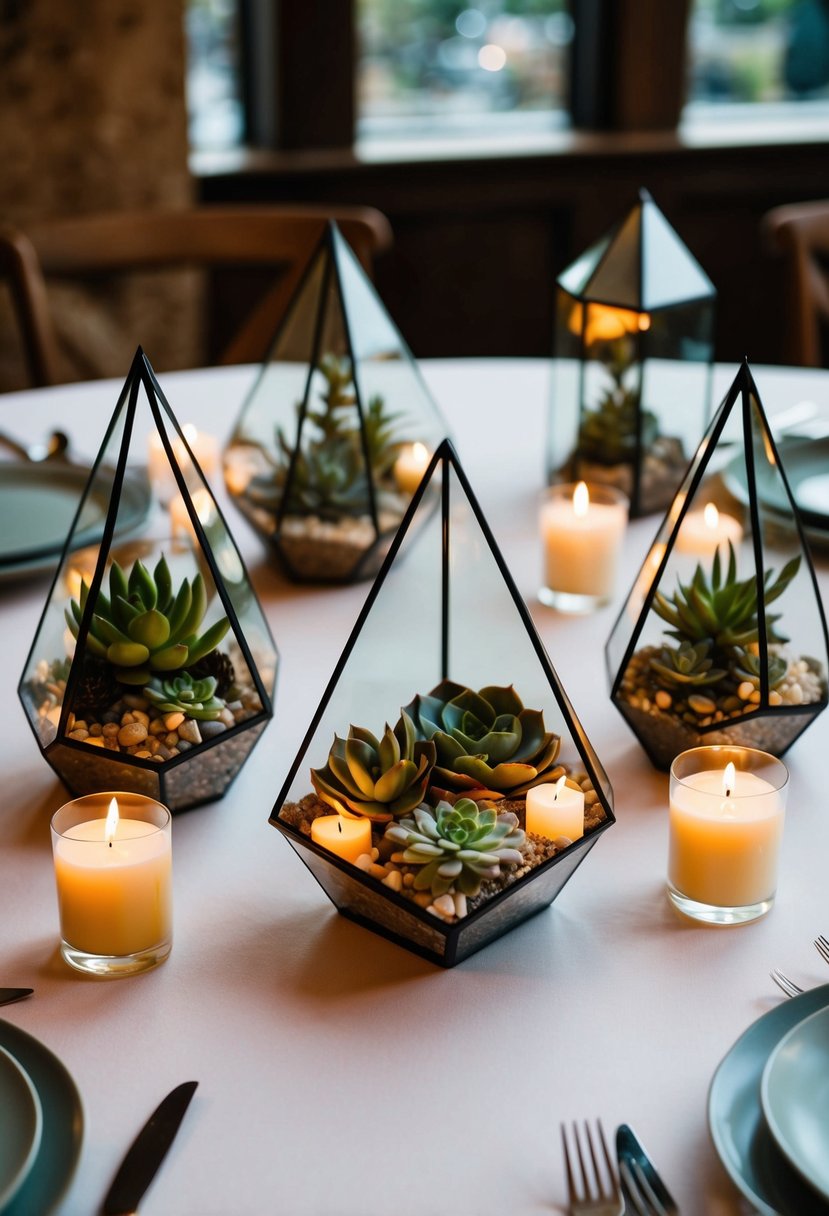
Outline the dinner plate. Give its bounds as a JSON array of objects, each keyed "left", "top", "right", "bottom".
[
  {"left": 708, "top": 983, "right": 829, "bottom": 1216},
  {"left": 0, "top": 463, "right": 150, "bottom": 582},
  {"left": 722, "top": 436, "right": 829, "bottom": 547},
  {"left": 0, "top": 1019, "right": 83, "bottom": 1216},
  {"left": 0, "top": 1044, "right": 42, "bottom": 1210},
  {"left": 761, "top": 1004, "right": 829, "bottom": 1202}
]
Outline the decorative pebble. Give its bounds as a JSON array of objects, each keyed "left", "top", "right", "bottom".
[
  {"left": 67, "top": 729, "right": 89, "bottom": 741},
  {"left": 738, "top": 681, "right": 755, "bottom": 701},
  {"left": 370, "top": 847, "right": 380, "bottom": 862},
  {"left": 655, "top": 690, "right": 672, "bottom": 710},
  {"left": 433, "top": 893, "right": 456, "bottom": 918},
  {"left": 149, "top": 719, "right": 167, "bottom": 736},
  {"left": 688, "top": 694, "right": 716, "bottom": 715},
  {"left": 177, "top": 719, "right": 202, "bottom": 745},
  {"left": 118, "top": 722, "right": 148, "bottom": 747},
  {"left": 88, "top": 723, "right": 103, "bottom": 737},
  {"left": 200, "top": 720, "right": 227, "bottom": 739},
  {"left": 122, "top": 693, "right": 149, "bottom": 710},
  {"left": 453, "top": 892, "right": 467, "bottom": 918},
  {"left": 382, "top": 871, "right": 402, "bottom": 892},
  {"left": 120, "top": 712, "right": 135, "bottom": 725},
  {"left": 164, "top": 712, "right": 185, "bottom": 731},
  {"left": 769, "top": 690, "right": 783, "bottom": 706},
  {"left": 553, "top": 835, "right": 573, "bottom": 849},
  {"left": 355, "top": 853, "right": 373, "bottom": 872},
  {"left": 102, "top": 722, "right": 120, "bottom": 737},
  {"left": 85, "top": 736, "right": 105, "bottom": 748},
  {"left": 413, "top": 892, "right": 432, "bottom": 908},
  {"left": 368, "top": 862, "right": 388, "bottom": 879}
]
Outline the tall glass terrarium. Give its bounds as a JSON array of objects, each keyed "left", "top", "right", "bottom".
[
  {"left": 224, "top": 221, "right": 447, "bottom": 584},
  {"left": 18, "top": 349, "right": 278, "bottom": 812},
  {"left": 607, "top": 361, "right": 829, "bottom": 771},
  {"left": 271, "top": 440, "right": 615, "bottom": 967},
  {"left": 549, "top": 189, "right": 716, "bottom": 517}
]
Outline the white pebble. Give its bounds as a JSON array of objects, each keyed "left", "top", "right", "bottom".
[
  {"left": 453, "top": 892, "right": 467, "bottom": 919},
  {"left": 354, "top": 853, "right": 372, "bottom": 872},
  {"left": 433, "top": 893, "right": 456, "bottom": 918}
]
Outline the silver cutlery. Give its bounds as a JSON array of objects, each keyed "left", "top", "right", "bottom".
[
  {"left": 814, "top": 935, "right": 829, "bottom": 966},
  {"left": 616, "top": 1124, "right": 679, "bottom": 1216},
  {"left": 561, "top": 1119, "right": 624, "bottom": 1216},
  {"left": 102, "top": 1081, "right": 197, "bottom": 1215},
  {"left": 770, "top": 968, "right": 803, "bottom": 998},
  {"left": 0, "top": 987, "right": 33, "bottom": 1006},
  {"left": 0, "top": 428, "right": 69, "bottom": 462}
]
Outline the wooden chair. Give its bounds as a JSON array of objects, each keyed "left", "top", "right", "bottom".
[
  {"left": 763, "top": 200, "right": 829, "bottom": 367},
  {"left": 3, "top": 204, "right": 393, "bottom": 387},
  {"left": 0, "top": 224, "right": 61, "bottom": 388}
]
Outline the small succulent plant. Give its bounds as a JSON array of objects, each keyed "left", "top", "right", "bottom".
[
  {"left": 649, "top": 640, "right": 727, "bottom": 689},
  {"left": 65, "top": 556, "right": 230, "bottom": 685},
  {"left": 385, "top": 798, "right": 526, "bottom": 898},
  {"left": 403, "top": 680, "right": 562, "bottom": 799},
  {"left": 311, "top": 712, "right": 436, "bottom": 822},
  {"left": 733, "top": 647, "right": 788, "bottom": 690},
  {"left": 577, "top": 339, "right": 659, "bottom": 466},
  {"left": 144, "top": 673, "right": 226, "bottom": 721}
]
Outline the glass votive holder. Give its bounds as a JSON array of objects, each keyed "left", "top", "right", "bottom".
[
  {"left": 538, "top": 481, "right": 628, "bottom": 613},
  {"left": 51, "top": 792, "right": 173, "bottom": 977},
  {"left": 667, "top": 746, "right": 788, "bottom": 926}
]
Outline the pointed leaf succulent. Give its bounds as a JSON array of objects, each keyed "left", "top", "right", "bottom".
[
  {"left": 144, "top": 673, "right": 226, "bottom": 721},
  {"left": 649, "top": 640, "right": 727, "bottom": 689}
]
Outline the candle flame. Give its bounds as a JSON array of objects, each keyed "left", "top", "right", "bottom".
[
  {"left": 638, "top": 313, "right": 651, "bottom": 332},
  {"left": 411, "top": 441, "right": 429, "bottom": 468},
  {"left": 573, "top": 481, "right": 589, "bottom": 517},
  {"left": 722, "top": 762, "right": 736, "bottom": 798},
  {"left": 553, "top": 774, "right": 567, "bottom": 801},
  {"left": 704, "top": 502, "right": 719, "bottom": 530},
  {"left": 105, "top": 797, "right": 120, "bottom": 843},
  {"left": 182, "top": 422, "right": 198, "bottom": 445}
]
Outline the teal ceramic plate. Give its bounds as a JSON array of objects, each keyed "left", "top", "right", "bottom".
[
  {"left": 723, "top": 436, "right": 829, "bottom": 547},
  {"left": 0, "top": 463, "right": 150, "bottom": 583},
  {"left": 0, "top": 1019, "right": 83, "bottom": 1216},
  {"left": 761, "top": 1005, "right": 829, "bottom": 1202},
  {"left": 709, "top": 983, "right": 829, "bottom": 1216},
  {"left": 0, "top": 1044, "right": 42, "bottom": 1210}
]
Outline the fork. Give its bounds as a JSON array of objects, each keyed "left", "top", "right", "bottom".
[
  {"left": 814, "top": 935, "right": 829, "bottom": 966},
  {"left": 770, "top": 968, "right": 803, "bottom": 998},
  {"left": 561, "top": 1120, "right": 624, "bottom": 1216}
]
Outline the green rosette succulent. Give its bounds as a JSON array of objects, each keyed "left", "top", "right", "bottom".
[
  {"left": 733, "top": 647, "right": 788, "bottom": 690},
  {"left": 649, "top": 640, "right": 727, "bottom": 689},
  {"left": 310, "top": 711, "right": 436, "bottom": 823},
  {"left": 65, "top": 556, "right": 229, "bottom": 686},
  {"left": 385, "top": 798, "right": 526, "bottom": 898},
  {"left": 144, "top": 673, "right": 226, "bottom": 721},
  {"left": 403, "top": 680, "right": 562, "bottom": 799}
]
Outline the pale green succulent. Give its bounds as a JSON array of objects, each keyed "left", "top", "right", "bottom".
[
  {"left": 144, "top": 673, "right": 226, "bottom": 721},
  {"left": 649, "top": 640, "right": 727, "bottom": 689},
  {"left": 65, "top": 556, "right": 229, "bottom": 686},
  {"left": 733, "top": 647, "right": 788, "bottom": 690},
  {"left": 385, "top": 798, "right": 526, "bottom": 898},
  {"left": 403, "top": 680, "right": 562, "bottom": 799},
  {"left": 310, "top": 711, "right": 436, "bottom": 823}
]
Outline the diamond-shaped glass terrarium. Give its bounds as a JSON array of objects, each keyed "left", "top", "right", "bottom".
[
  {"left": 548, "top": 188, "right": 716, "bottom": 517},
  {"left": 224, "top": 221, "right": 447, "bottom": 584},
  {"left": 607, "top": 360, "right": 829, "bottom": 771},
  {"left": 19, "top": 348, "right": 278, "bottom": 812},
  {"left": 270, "top": 439, "right": 615, "bottom": 967}
]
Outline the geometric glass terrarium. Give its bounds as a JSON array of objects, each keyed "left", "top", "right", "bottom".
[
  {"left": 549, "top": 189, "right": 716, "bottom": 517},
  {"left": 18, "top": 348, "right": 278, "bottom": 812},
  {"left": 270, "top": 439, "right": 615, "bottom": 967},
  {"left": 224, "top": 221, "right": 447, "bottom": 584},
  {"left": 607, "top": 360, "right": 828, "bottom": 771}
]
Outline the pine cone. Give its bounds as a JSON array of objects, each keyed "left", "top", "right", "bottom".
[
  {"left": 189, "top": 650, "right": 235, "bottom": 698},
  {"left": 72, "top": 661, "right": 121, "bottom": 719}
]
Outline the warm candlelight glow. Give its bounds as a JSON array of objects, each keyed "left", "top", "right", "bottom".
[
  {"left": 704, "top": 502, "right": 719, "bottom": 530},
  {"left": 553, "top": 774, "right": 567, "bottom": 800},
  {"left": 393, "top": 441, "right": 432, "bottom": 493},
  {"left": 573, "top": 481, "right": 589, "bottom": 517},
  {"left": 722, "top": 762, "right": 736, "bottom": 799},
  {"left": 105, "top": 797, "right": 119, "bottom": 843}
]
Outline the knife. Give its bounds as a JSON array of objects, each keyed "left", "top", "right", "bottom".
[
  {"left": 616, "top": 1123, "right": 679, "bottom": 1216},
  {"left": 0, "top": 988, "right": 33, "bottom": 1006},
  {"left": 103, "top": 1081, "right": 198, "bottom": 1215}
]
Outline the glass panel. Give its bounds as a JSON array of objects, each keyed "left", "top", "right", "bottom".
[
  {"left": 185, "top": 0, "right": 244, "bottom": 150},
  {"left": 641, "top": 203, "right": 715, "bottom": 310},
  {"left": 582, "top": 209, "right": 642, "bottom": 310}
]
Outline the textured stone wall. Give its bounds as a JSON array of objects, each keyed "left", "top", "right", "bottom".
[{"left": 0, "top": 0, "right": 197, "bottom": 391}]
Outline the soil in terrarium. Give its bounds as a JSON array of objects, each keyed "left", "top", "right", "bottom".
[{"left": 280, "top": 680, "right": 607, "bottom": 926}]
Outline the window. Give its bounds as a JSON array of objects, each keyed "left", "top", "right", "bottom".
[{"left": 185, "top": 0, "right": 244, "bottom": 150}]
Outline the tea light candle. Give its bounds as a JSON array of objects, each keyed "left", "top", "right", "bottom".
[
  {"left": 311, "top": 813, "right": 372, "bottom": 864},
  {"left": 540, "top": 481, "right": 627, "bottom": 607},
  {"left": 668, "top": 748, "right": 787, "bottom": 922},
  {"left": 675, "top": 502, "right": 743, "bottom": 560},
  {"left": 394, "top": 442, "right": 430, "bottom": 494},
  {"left": 51, "top": 794, "right": 172, "bottom": 973},
  {"left": 170, "top": 487, "right": 214, "bottom": 541},
  {"left": 525, "top": 775, "right": 584, "bottom": 841},
  {"left": 148, "top": 425, "right": 220, "bottom": 502}
]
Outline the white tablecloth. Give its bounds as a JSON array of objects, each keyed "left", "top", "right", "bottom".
[{"left": 1, "top": 359, "right": 828, "bottom": 1216}]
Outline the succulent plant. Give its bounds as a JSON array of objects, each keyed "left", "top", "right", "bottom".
[
  {"left": 310, "top": 712, "right": 436, "bottom": 823},
  {"left": 577, "top": 339, "right": 659, "bottom": 465},
  {"left": 65, "top": 556, "right": 230, "bottom": 685},
  {"left": 652, "top": 544, "right": 801, "bottom": 652},
  {"left": 733, "top": 647, "right": 788, "bottom": 690},
  {"left": 385, "top": 798, "right": 526, "bottom": 898},
  {"left": 403, "top": 680, "right": 562, "bottom": 799},
  {"left": 649, "top": 640, "right": 727, "bottom": 689},
  {"left": 189, "top": 649, "right": 236, "bottom": 698},
  {"left": 144, "top": 673, "right": 226, "bottom": 721}
]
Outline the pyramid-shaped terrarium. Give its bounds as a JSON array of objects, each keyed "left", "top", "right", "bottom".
[
  {"left": 271, "top": 440, "right": 615, "bottom": 967},
  {"left": 607, "top": 361, "right": 829, "bottom": 771},
  {"left": 224, "top": 222, "right": 447, "bottom": 584},
  {"left": 549, "top": 189, "right": 716, "bottom": 517},
  {"left": 18, "top": 349, "right": 278, "bottom": 812}
]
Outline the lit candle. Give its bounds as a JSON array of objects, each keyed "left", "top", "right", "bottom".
[
  {"left": 668, "top": 750, "right": 787, "bottom": 915},
  {"left": 148, "top": 425, "right": 220, "bottom": 502},
  {"left": 393, "top": 442, "right": 431, "bottom": 494},
  {"left": 674, "top": 502, "right": 743, "bottom": 560},
  {"left": 311, "top": 813, "right": 373, "bottom": 864},
  {"left": 170, "top": 487, "right": 215, "bottom": 541},
  {"left": 540, "top": 481, "right": 627, "bottom": 605},
  {"left": 525, "top": 775, "right": 585, "bottom": 841},
  {"left": 51, "top": 793, "right": 172, "bottom": 972}
]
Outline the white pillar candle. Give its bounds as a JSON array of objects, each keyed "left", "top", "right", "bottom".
[
  {"left": 669, "top": 757, "right": 785, "bottom": 909},
  {"left": 674, "top": 502, "right": 743, "bottom": 560},
  {"left": 51, "top": 794, "right": 172, "bottom": 962},
  {"left": 525, "top": 775, "right": 585, "bottom": 841},
  {"left": 393, "top": 442, "right": 430, "bottom": 494},
  {"left": 311, "top": 813, "right": 373, "bottom": 864},
  {"left": 540, "top": 481, "right": 627, "bottom": 600}
]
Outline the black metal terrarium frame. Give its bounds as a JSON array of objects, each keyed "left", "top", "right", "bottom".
[
  {"left": 18, "top": 348, "right": 279, "bottom": 812},
  {"left": 606, "top": 360, "right": 829, "bottom": 770},
  {"left": 270, "top": 438, "right": 615, "bottom": 967}
]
